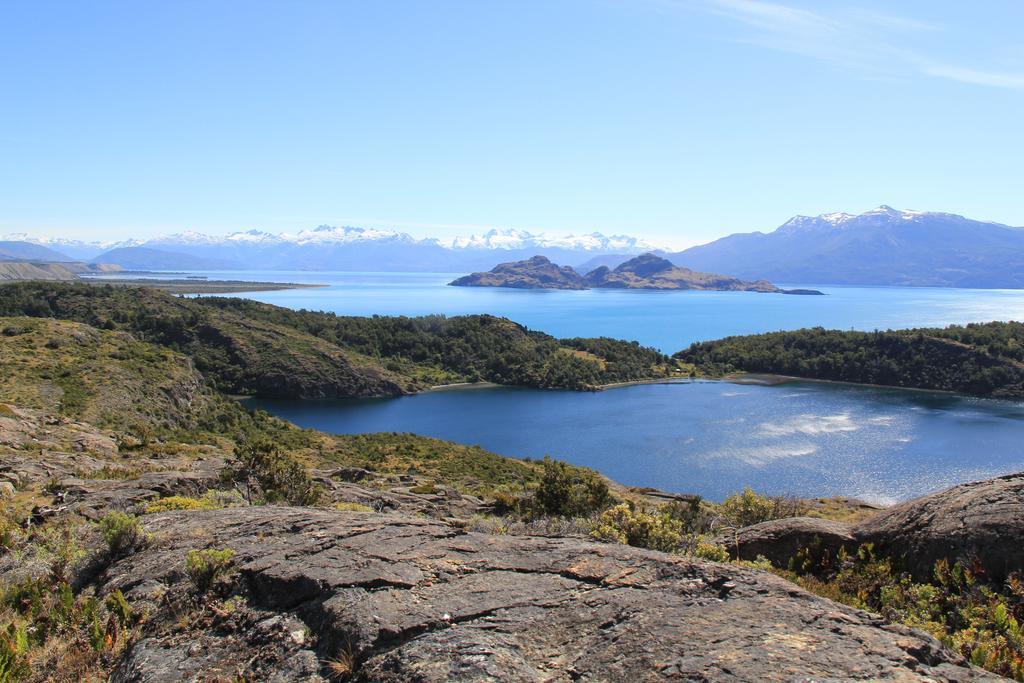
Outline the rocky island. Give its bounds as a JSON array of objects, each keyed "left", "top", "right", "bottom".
[{"left": 450, "top": 253, "right": 824, "bottom": 294}]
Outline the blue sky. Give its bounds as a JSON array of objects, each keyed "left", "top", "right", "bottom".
[{"left": 1, "top": 0, "right": 1022, "bottom": 248}]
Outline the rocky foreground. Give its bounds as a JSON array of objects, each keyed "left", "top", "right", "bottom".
[
  {"left": 2, "top": 409, "right": 1016, "bottom": 681},
  {"left": 100, "top": 506, "right": 999, "bottom": 682}
]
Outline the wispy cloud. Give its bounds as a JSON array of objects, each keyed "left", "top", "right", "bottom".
[
  {"left": 918, "top": 63, "right": 1024, "bottom": 90},
  {"left": 690, "top": 0, "right": 1024, "bottom": 91}
]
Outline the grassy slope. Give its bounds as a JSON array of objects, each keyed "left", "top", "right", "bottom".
[
  {"left": 0, "top": 317, "right": 218, "bottom": 433},
  {"left": 0, "top": 315, "right": 577, "bottom": 499},
  {"left": 0, "top": 282, "right": 672, "bottom": 399}
]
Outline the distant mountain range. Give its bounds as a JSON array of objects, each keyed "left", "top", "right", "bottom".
[
  {"left": 1, "top": 227, "right": 661, "bottom": 273},
  {"left": 669, "top": 206, "right": 1024, "bottom": 288},
  {"left": 4, "top": 206, "right": 1024, "bottom": 287}
]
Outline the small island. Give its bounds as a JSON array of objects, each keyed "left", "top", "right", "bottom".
[{"left": 450, "top": 253, "right": 823, "bottom": 294}]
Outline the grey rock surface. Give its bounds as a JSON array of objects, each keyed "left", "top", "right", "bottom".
[
  {"left": 855, "top": 472, "right": 1024, "bottom": 581},
  {"left": 102, "top": 506, "right": 998, "bottom": 682},
  {"left": 716, "top": 516, "right": 858, "bottom": 566}
]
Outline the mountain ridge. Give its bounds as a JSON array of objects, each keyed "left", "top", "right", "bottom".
[
  {"left": 671, "top": 206, "right": 1024, "bottom": 288},
  {"left": 8, "top": 206, "right": 1024, "bottom": 286}
]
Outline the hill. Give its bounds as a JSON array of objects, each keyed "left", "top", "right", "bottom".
[
  {"left": 0, "top": 240, "right": 74, "bottom": 262},
  {"left": 0, "top": 261, "right": 80, "bottom": 281},
  {"left": 449, "top": 255, "right": 588, "bottom": 289},
  {"left": 93, "top": 246, "right": 241, "bottom": 270},
  {"left": 676, "top": 322, "right": 1024, "bottom": 398},
  {"left": 0, "top": 282, "right": 674, "bottom": 397},
  {"left": 0, "top": 317, "right": 226, "bottom": 434},
  {"left": 671, "top": 206, "right": 1024, "bottom": 288},
  {"left": 584, "top": 253, "right": 785, "bottom": 291}
]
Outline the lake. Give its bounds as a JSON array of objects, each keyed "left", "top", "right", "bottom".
[
  {"left": 103, "top": 270, "right": 1024, "bottom": 352},
  {"left": 247, "top": 380, "right": 1024, "bottom": 503},
  {"left": 124, "top": 269, "right": 1024, "bottom": 500}
]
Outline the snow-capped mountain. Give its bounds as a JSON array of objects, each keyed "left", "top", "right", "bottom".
[
  {"left": 3, "top": 225, "right": 664, "bottom": 272},
  {"left": 0, "top": 234, "right": 121, "bottom": 261},
  {"left": 671, "top": 206, "right": 1024, "bottom": 288},
  {"left": 449, "top": 228, "right": 657, "bottom": 252}
]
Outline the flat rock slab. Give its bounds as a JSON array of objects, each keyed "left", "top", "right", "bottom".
[{"left": 105, "top": 507, "right": 999, "bottom": 682}]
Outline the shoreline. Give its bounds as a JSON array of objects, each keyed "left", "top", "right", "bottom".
[
  {"left": 79, "top": 278, "right": 327, "bottom": 294},
  {"left": 724, "top": 372, "right": 976, "bottom": 397}
]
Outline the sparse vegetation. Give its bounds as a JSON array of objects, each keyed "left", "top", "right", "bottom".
[
  {"left": 185, "top": 548, "right": 236, "bottom": 594},
  {"left": 0, "top": 511, "right": 137, "bottom": 681},
  {"left": 772, "top": 544, "right": 1024, "bottom": 681},
  {"left": 97, "top": 512, "right": 145, "bottom": 557},
  {"left": 221, "top": 440, "right": 322, "bottom": 506}
]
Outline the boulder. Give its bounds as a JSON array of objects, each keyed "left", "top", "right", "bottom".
[
  {"left": 855, "top": 472, "right": 1024, "bottom": 582},
  {"left": 716, "top": 516, "right": 858, "bottom": 566},
  {"left": 102, "top": 506, "right": 994, "bottom": 682}
]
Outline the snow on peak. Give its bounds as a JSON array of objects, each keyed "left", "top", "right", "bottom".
[
  {"left": 6, "top": 224, "right": 664, "bottom": 254},
  {"left": 449, "top": 228, "right": 659, "bottom": 252},
  {"left": 290, "top": 225, "right": 413, "bottom": 245},
  {"left": 779, "top": 206, "right": 939, "bottom": 233}
]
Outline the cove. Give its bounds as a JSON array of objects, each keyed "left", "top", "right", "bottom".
[{"left": 246, "top": 380, "right": 1024, "bottom": 504}]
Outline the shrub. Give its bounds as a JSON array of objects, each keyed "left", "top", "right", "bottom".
[
  {"left": 97, "top": 512, "right": 145, "bottom": 556},
  {"left": 662, "top": 496, "right": 716, "bottom": 536},
  {"left": 591, "top": 503, "right": 683, "bottom": 552},
  {"left": 720, "top": 487, "right": 804, "bottom": 528},
  {"left": 694, "top": 542, "right": 730, "bottom": 562},
  {"left": 526, "top": 456, "right": 614, "bottom": 519},
  {"left": 185, "top": 547, "right": 236, "bottom": 594},
  {"left": 144, "top": 492, "right": 229, "bottom": 514},
  {"left": 221, "top": 440, "right": 322, "bottom": 506},
  {"left": 334, "top": 502, "right": 374, "bottom": 513},
  {"left": 778, "top": 543, "right": 1024, "bottom": 681}
]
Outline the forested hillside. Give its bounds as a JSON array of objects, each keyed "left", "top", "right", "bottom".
[
  {"left": 0, "top": 282, "right": 672, "bottom": 398},
  {"left": 677, "top": 323, "right": 1024, "bottom": 398}
]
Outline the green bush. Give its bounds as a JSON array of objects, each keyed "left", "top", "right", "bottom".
[
  {"left": 526, "top": 456, "right": 614, "bottom": 519},
  {"left": 591, "top": 503, "right": 683, "bottom": 552},
  {"left": 185, "top": 547, "right": 236, "bottom": 594},
  {"left": 719, "top": 487, "right": 803, "bottom": 528},
  {"left": 97, "top": 512, "right": 145, "bottom": 556},
  {"left": 221, "top": 440, "right": 322, "bottom": 506},
  {"left": 144, "top": 492, "right": 231, "bottom": 514},
  {"left": 694, "top": 542, "right": 731, "bottom": 562},
  {"left": 334, "top": 501, "right": 375, "bottom": 512}
]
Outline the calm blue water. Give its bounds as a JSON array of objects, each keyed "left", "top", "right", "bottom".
[
  {"left": 106, "top": 270, "right": 1024, "bottom": 352},
  {"left": 114, "top": 269, "right": 1024, "bottom": 499},
  {"left": 248, "top": 380, "right": 1024, "bottom": 503}
]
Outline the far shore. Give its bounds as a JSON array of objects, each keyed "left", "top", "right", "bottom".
[{"left": 83, "top": 278, "right": 327, "bottom": 294}]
